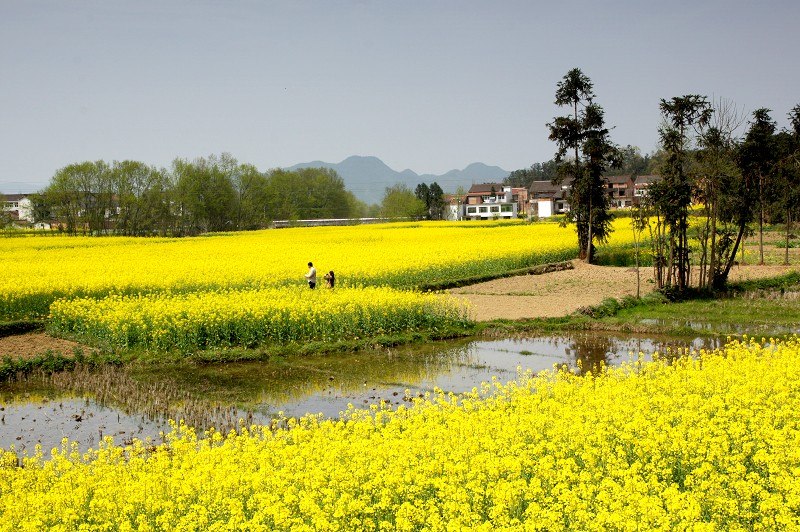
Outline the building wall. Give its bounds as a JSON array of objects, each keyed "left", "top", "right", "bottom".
[
  {"left": 2, "top": 196, "right": 33, "bottom": 222},
  {"left": 463, "top": 203, "right": 516, "bottom": 220}
]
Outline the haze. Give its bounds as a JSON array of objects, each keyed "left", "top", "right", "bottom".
[{"left": 2, "top": 0, "right": 798, "bottom": 192}]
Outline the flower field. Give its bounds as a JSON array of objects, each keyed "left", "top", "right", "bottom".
[
  {"left": 1, "top": 337, "right": 799, "bottom": 530},
  {"left": 49, "top": 287, "right": 471, "bottom": 351},
  {"left": 0, "top": 221, "right": 600, "bottom": 320}
]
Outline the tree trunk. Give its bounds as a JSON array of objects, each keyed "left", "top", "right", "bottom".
[
  {"left": 786, "top": 209, "right": 791, "bottom": 266},
  {"left": 698, "top": 203, "right": 710, "bottom": 289},
  {"left": 709, "top": 198, "right": 718, "bottom": 290},
  {"left": 586, "top": 194, "right": 593, "bottom": 264},
  {"left": 634, "top": 230, "right": 640, "bottom": 298},
  {"left": 720, "top": 224, "right": 747, "bottom": 285},
  {"left": 759, "top": 173, "right": 765, "bottom": 265}
]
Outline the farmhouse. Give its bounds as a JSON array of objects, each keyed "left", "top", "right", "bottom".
[
  {"left": 529, "top": 178, "right": 572, "bottom": 218},
  {"left": 605, "top": 175, "right": 636, "bottom": 208},
  {"left": 529, "top": 175, "right": 663, "bottom": 218},
  {"left": 2, "top": 194, "right": 34, "bottom": 223},
  {"left": 634, "top": 175, "right": 661, "bottom": 199},
  {"left": 459, "top": 183, "right": 527, "bottom": 220}
]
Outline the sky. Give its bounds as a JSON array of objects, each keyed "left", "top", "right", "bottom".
[{"left": 2, "top": 0, "right": 799, "bottom": 193}]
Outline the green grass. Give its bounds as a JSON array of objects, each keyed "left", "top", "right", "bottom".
[{"left": 612, "top": 297, "right": 800, "bottom": 335}]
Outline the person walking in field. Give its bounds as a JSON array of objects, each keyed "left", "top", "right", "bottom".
[
  {"left": 324, "top": 270, "right": 335, "bottom": 288},
  {"left": 305, "top": 262, "right": 317, "bottom": 289}
]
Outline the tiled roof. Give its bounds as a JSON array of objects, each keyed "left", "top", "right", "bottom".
[
  {"left": 606, "top": 175, "right": 635, "bottom": 184},
  {"left": 467, "top": 183, "right": 505, "bottom": 194}
]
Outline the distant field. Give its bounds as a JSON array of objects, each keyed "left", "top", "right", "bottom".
[{"left": 0, "top": 220, "right": 611, "bottom": 320}]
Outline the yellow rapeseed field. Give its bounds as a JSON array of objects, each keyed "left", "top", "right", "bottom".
[
  {"left": 2, "top": 336, "right": 799, "bottom": 530},
  {"left": 49, "top": 286, "right": 471, "bottom": 351},
  {"left": 0, "top": 220, "right": 625, "bottom": 319}
]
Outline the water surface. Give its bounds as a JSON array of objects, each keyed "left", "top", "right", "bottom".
[{"left": 0, "top": 332, "right": 725, "bottom": 453}]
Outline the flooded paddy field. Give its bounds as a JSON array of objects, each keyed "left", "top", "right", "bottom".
[{"left": 0, "top": 332, "right": 731, "bottom": 454}]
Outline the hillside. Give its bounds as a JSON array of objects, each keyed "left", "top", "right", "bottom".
[{"left": 287, "top": 156, "right": 509, "bottom": 205}]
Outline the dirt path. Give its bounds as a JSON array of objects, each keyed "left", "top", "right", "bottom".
[
  {"left": 0, "top": 332, "right": 95, "bottom": 361},
  {"left": 449, "top": 261, "right": 799, "bottom": 322}
]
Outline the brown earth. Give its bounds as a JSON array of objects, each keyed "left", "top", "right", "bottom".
[
  {"left": 0, "top": 332, "right": 96, "bottom": 361},
  {"left": 450, "top": 261, "right": 800, "bottom": 322}
]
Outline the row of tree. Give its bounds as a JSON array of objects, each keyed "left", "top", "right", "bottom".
[
  {"left": 19, "top": 154, "right": 456, "bottom": 236},
  {"left": 26, "top": 154, "right": 407, "bottom": 236},
  {"left": 541, "top": 67, "right": 800, "bottom": 292},
  {"left": 647, "top": 98, "right": 800, "bottom": 291}
]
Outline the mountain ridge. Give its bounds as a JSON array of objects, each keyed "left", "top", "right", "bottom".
[{"left": 286, "top": 155, "right": 509, "bottom": 205}]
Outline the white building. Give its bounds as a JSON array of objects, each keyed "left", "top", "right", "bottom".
[
  {"left": 462, "top": 183, "right": 518, "bottom": 220},
  {"left": 2, "top": 194, "right": 34, "bottom": 223}
]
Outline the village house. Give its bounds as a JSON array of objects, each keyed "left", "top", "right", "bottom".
[
  {"left": 459, "top": 183, "right": 527, "bottom": 220},
  {"left": 605, "top": 175, "right": 636, "bottom": 208},
  {"left": 442, "top": 194, "right": 462, "bottom": 221},
  {"left": 634, "top": 175, "right": 661, "bottom": 199},
  {"left": 529, "top": 175, "right": 662, "bottom": 218},
  {"left": 529, "top": 178, "right": 572, "bottom": 218},
  {"left": 2, "top": 193, "right": 34, "bottom": 223}
]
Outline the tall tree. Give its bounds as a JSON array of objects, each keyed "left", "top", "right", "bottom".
[
  {"left": 262, "top": 167, "right": 354, "bottom": 222},
  {"left": 428, "top": 182, "right": 445, "bottom": 220},
  {"left": 739, "top": 109, "right": 778, "bottom": 265},
  {"left": 548, "top": 68, "right": 620, "bottom": 262},
  {"left": 380, "top": 184, "right": 425, "bottom": 219},
  {"left": 172, "top": 155, "right": 236, "bottom": 234},
  {"left": 414, "top": 183, "right": 430, "bottom": 218},
  {"left": 772, "top": 105, "right": 800, "bottom": 264},
  {"left": 693, "top": 98, "right": 746, "bottom": 289},
  {"left": 414, "top": 182, "right": 446, "bottom": 220},
  {"left": 230, "top": 162, "right": 268, "bottom": 230},
  {"left": 649, "top": 95, "right": 712, "bottom": 290},
  {"left": 43, "top": 161, "right": 113, "bottom": 235},
  {"left": 112, "top": 160, "right": 171, "bottom": 236}
]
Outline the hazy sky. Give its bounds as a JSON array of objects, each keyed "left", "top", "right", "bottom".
[{"left": 2, "top": 0, "right": 798, "bottom": 192}]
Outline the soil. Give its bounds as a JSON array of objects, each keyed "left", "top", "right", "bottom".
[
  {"left": 0, "top": 332, "right": 96, "bottom": 361},
  {"left": 449, "top": 261, "right": 799, "bottom": 322}
]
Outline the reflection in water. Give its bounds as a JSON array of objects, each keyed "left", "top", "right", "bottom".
[
  {"left": 563, "top": 333, "right": 726, "bottom": 375},
  {"left": 1, "top": 332, "right": 726, "bottom": 453}
]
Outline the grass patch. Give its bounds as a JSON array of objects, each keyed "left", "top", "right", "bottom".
[
  {"left": 726, "top": 270, "right": 800, "bottom": 292},
  {"left": 0, "top": 348, "right": 118, "bottom": 383},
  {"left": 70, "top": 324, "right": 478, "bottom": 366}
]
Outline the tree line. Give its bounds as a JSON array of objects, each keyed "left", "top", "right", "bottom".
[
  {"left": 529, "top": 67, "right": 800, "bottom": 293},
  {"left": 647, "top": 98, "right": 800, "bottom": 291},
  {"left": 28, "top": 154, "right": 371, "bottom": 236}
]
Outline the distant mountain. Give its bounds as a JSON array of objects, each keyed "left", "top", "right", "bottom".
[{"left": 286, "top": 156, "right": 509, "bottom": 205}]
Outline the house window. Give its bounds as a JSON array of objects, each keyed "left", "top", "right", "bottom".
[
  {"left": 501, "top": 205, "right": 513, "bottom": 212},
  {"left": 490, "top": 206, "right": 500, "bottom": 213},
  {"left": 479, "top": 206, "right": 488, "bottom": 213},
  {"left": 467, "top": 207, "right": 477, "bottom": 214}
]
